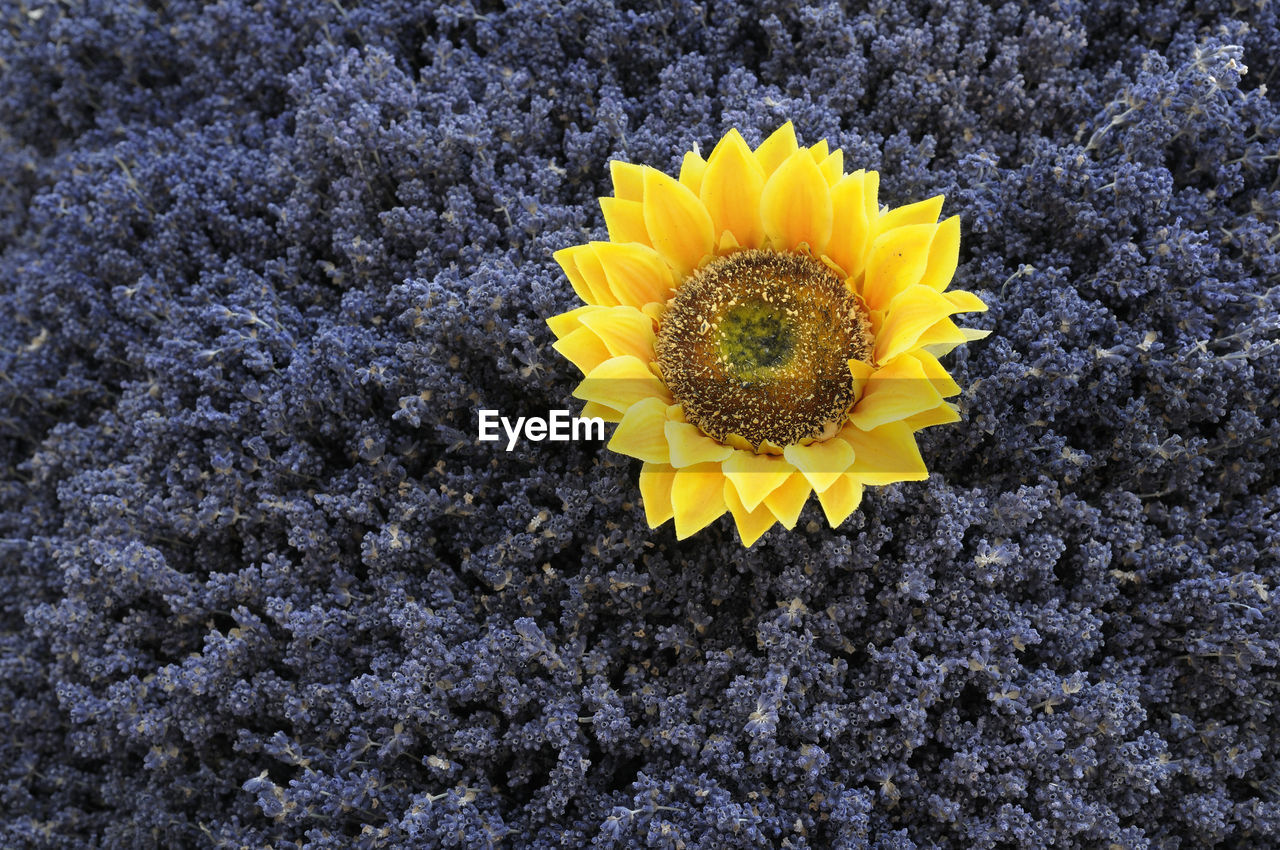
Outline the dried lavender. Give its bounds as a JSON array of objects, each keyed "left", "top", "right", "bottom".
[{"left": 2, "top": 0, "right": 1278, "bottom": 847}]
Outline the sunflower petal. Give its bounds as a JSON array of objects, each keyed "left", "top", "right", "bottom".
[
  {"left": 609, "top": 397, "right": 671, "bottom": 463},
  {"left": 839, "top": 420, "right": 929, "bottom": 486},
  {"left": 783, "top": 437, "right": 854, "bottom": 493},
  {"left": 817, "top": 149, "right": 844, "bottom": 186},
  {"left": 642, "top": 167, "right": 714, "bottom": 276},
  {"left": 600, "top": 197, "right": 651, "bottom": 245},
  {"left": 816, "top": 473, "right": 864, "bottom": 527},
  {"left": 862, "top": 171, "right": 880, "bottom": 221},
  {"left": 671, "top": 462, "right": 729, "bottom": 539},
  {"left": 546, "top": 305, "right": 598, "bottom": 339},
  {"left": 554, "top": 245, "right": 614, "bottom": 306},
  {"left": 848, "top": 358, "right": 876, "bottom": 402},
  {"left": 552, "top": 326, "right": 613, "bottom": 375},
  {"left": 581, "top": 401, "right": 624, "bottom": 423},
  {"left": 920, "top": 215, "right": 960, "bottom": 291},
  {"left": 724, "top": 480, "right": 778, "bottom": 547},
  {"left": 904, "top": 401, "right": 961, "bottom": 431},
  {"left": 641, "top": 302, "right": 667, "bottom": 324},
  {"left": 592, "top": 241, "right": 676, "bottom": 307},
  {"left": 574, "top": 355, "right": 670, "bottom": 410},
  {"left": 873, "top": 195, "right": 944, "bottom": 239},
  {"left": 865, "top": 308, "right": 885, "bottom": 341},
  {"left": 874, "top": 284, "right": 965, "bottom": 363},
  {"left": 827, "top": 171, "right": 870, "bottom": 279},
  {"left": 700, "top": 129, "right": 766, "bottom": 249},
  {"left": 578, "top": 306, "right": 657, "bottom": 362},
  {"left": 610, "top": 160, "right": 645, "bottom": 202},
  {"left": 862, "top": 223, "right": 937, "bottom": 311},
  {"left": 717, "top": 229, "right": 742, "bottom": 253},
  {"left": 664, "top": 420, "right": 733, "bottom": 468},
  {"left": 763, "top": 472, "right": 812, "bottom": 528},
  {"left": 943, "top": 289, "right": 988, "bottom": 313},
  {"left": 849, "top": 355, "right": 944, "bottom": 431},
  {"left": 722, "top": 450, "right": 794, "bottom": 512},
  {"left": 908, "top": 349, "right": 961, "bottom": 397},
  {"left": 922, "top": 327, "right": 991, "bottom": 358},
  {"left": 914, "top": 317, "right": 968, "bottom": 351},
  {"left": 679, "top": 150, "right": 707, "bottom": 195},
  {"left": 638, "top": 462, "right": 676, "bottom": 527},
  {"left": 809, "top": 139, "right": 829, "bottom": 161},
  {"left": 754, "top": 122, "right": 799, "bottom": 175},
  {"left": 761, "top": 149, "right": 834, "bottom": 254}
]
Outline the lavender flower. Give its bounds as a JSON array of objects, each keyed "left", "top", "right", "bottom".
[{"left": 2, "top": 0, "right": 1279, "bottom": 847}]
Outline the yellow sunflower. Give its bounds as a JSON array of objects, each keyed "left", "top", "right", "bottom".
[{"left": 547, "top": 123, "right": 989, "bottom": 546}]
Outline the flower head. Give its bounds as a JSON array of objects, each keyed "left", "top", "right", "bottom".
[{"left": 549, "top": 124, "right": 989, "bottom": 545}]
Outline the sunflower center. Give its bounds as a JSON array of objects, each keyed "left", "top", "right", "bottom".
[
  {"left": 719, "top": 301, "right": 794, "bottom": 372},
  {"left": 655, "top": 249, "right": 873, "bottom": 451}
]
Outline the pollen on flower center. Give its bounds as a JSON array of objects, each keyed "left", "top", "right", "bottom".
[
  {"left": 718, "top": 301, "right": 794, "bottom": 371},
  {"left": 655, "top": 249, "right": 873, "bottom": 451}
]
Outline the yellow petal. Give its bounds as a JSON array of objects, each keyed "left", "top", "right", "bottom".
[
  {"left": 754, "top": 122, "right": 799, "bottom": 175},
  {"left": 722, "top": 450, "right": 795, "bottom": 512},
  {"left": 817, "top": 150, "right": 844, "bottom": 186},
  {"left": 849, "top": 355, "right": 944, "bottom": 431},
  {"left": 610, "top": 160, "right": 645, "bottom": 202},
  {"left": 578, "top": 306, "right": 657, "bottom": 362},
  {"left": 761, "top": 149, "right": 834, "bottom": 253},
  {"left": 920, "top": 215, "right": 960, "bottom": 291},
  {"left": 581, "top": 401, "right": 624, "bottom": 423},
  {"left": 827, "top": 171, "right": 870, "bottom": 279},
  {"left": 848, "top": 358, "right": 876, "bottom": 403},
  {"left": 922, "top": 327, "right": 991, "bottom": 359},
  {"left": 717, "top": 229, "right": 742, "bottom": 253},
  {"left": 546, "top": 305, "right": 598, "bottom": 339},
  {"left": 664, "top": 420, "right": 732, "bottom": 468},
  {"left": 641, "top": 302, "right": 667, "bottom": 324},
  {"left": 554, "top": 245, "right": 614, "bottom": 306},
  {"left": 809, "top": 139, "right": 829, "bottom": 160},
  {"left": 866, "top": 307, "right": 885, "bottom": 341},
  {"left": 908, "top": 349, "right": 961, "bottom": 398},
  {"left": 762, "top": 473, "right": 812, "bottom": 528},
  {"left": 839, "top": 421, "right": 929, "bottom": 486},
  {"left": 609, "top": 396, "right": 670, "bottom": 463},
  {"left": 679, "top": 150, "right": 707, "bottom": 195},
  {"left": 639, "top": 462, "right": 676, "bottom": 527},
  {"left": 862, "top": 171, "right": 880, "bottom": 221},
  {"left": 573, "top": 355, "right": 671, "bottom": 411},
  {"left": 642, "top": 166, "right": 714, "bottom": 276},
  {"left": 904, "top": 401, "right": 961, "bottom": 431},
  {"left": 862, "top": 223, "right": 937, "bottom": 311},
  {"left": 914, "top": 317, "right": 968, "bottom": 351},
  {"left": 600, "top": 197, "right": 651, "bottom": 245},
  {"left": 552, "top": 326, "right": 613, "bottom": 375},
  {"left": 875, "top": 284, "right": 965, "bottom": 363},
  {"left": 700, "top": 129, "right": 766, "bottom": 249},
  {"left": 671, "top": 462, "right": 729, "bottom": 539},
  {"left": 873, "top": 195, "right": 944, "bottom": 240},
  {"left": 592, "top": 241, "right": 676, "bottom": 307},
  {"left": 816, "top": 473, "right": 864, "bottom": 527},
  {"left": 943, "top": 289, "right": 988, "bottom": 313},
  {"left": 783, "top": 437, "right": 854, "bottom": 493},
  {"left": 724, "top": 479, "right": 777, "bottom": 547}
]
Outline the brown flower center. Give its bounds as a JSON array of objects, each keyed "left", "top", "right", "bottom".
[{"left": 655, "top": 250, "right": 872, "bottom": 451}]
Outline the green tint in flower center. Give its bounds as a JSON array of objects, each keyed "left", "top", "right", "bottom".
[
  {"left": 718, "top": 301, "right": 794, "bottom": 374},
  {"left": 656, "top": 250, "right": 873, "bottom": 450}
]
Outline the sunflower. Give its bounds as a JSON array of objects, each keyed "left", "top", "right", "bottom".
[{"left": 547, "top": 123, "right": 989, "bottom": 546}]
